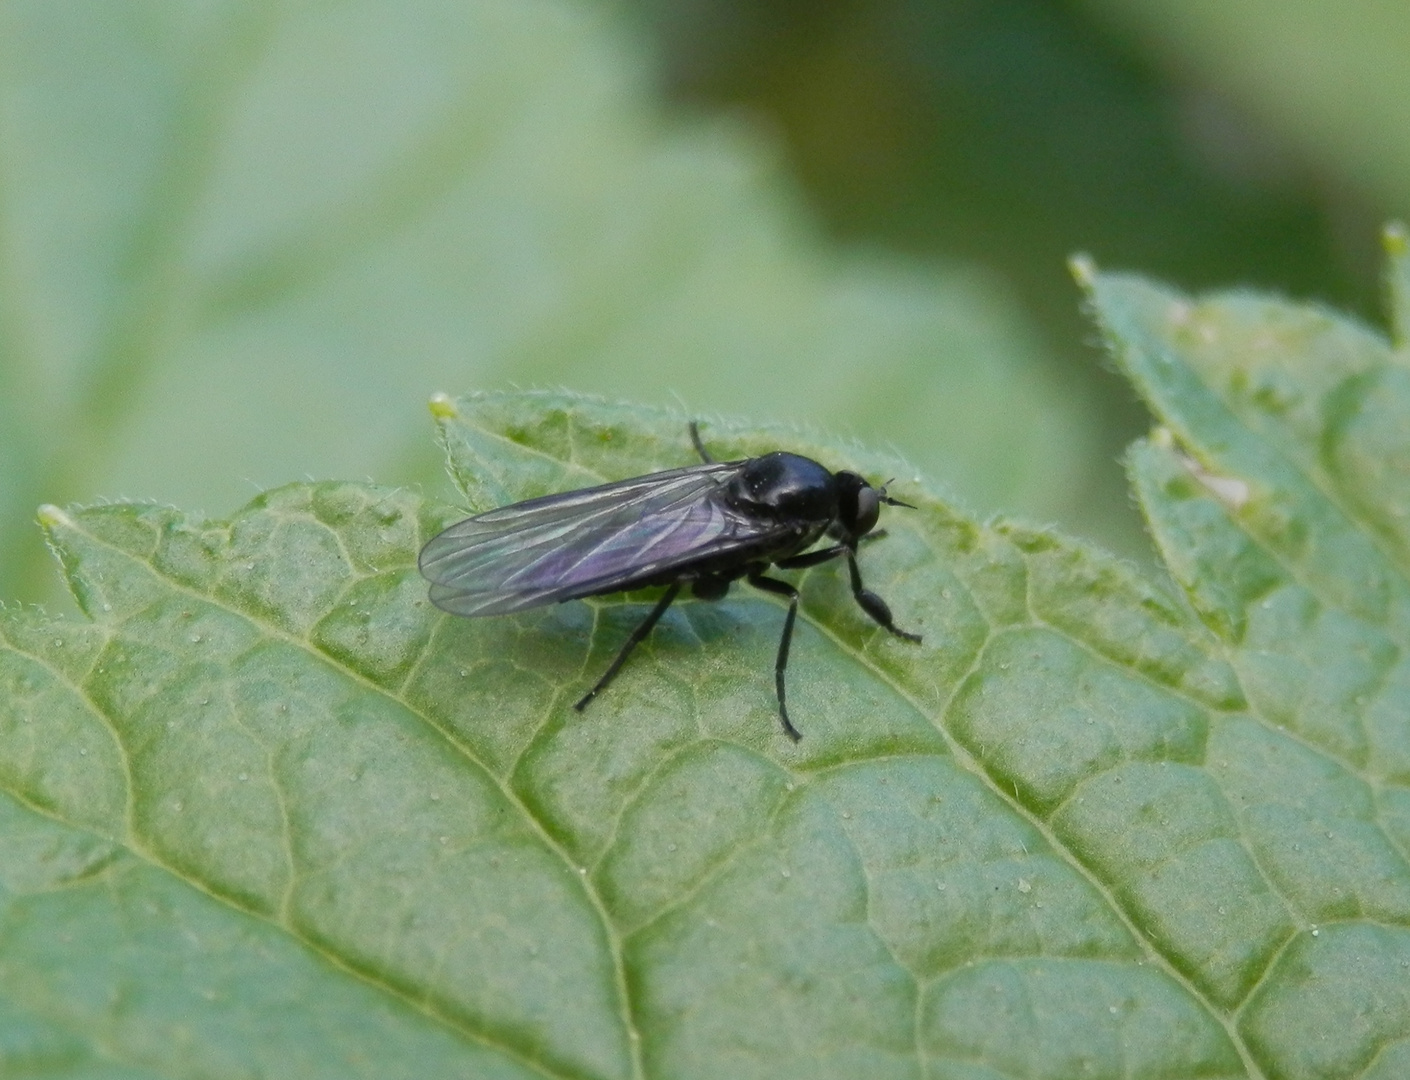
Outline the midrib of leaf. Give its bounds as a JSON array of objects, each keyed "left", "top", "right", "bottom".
[
  {"left": 458, "top": 414, "right": 1268, "bottom": 1077},
  {"left": 40, "top": 507, "right": 641, "bottom": 1080}
]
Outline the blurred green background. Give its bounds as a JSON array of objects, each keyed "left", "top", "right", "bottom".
[{"left": 2, "top": 0, "right": 1406, "bottom": 606}]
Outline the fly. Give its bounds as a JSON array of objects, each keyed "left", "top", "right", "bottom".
[{"left": 418, "top": 423, "right": 921, "bottom": 740}]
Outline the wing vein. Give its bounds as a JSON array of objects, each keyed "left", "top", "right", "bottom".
[{"left": 421, "top": 461, "right": 795, "bottom": 616}]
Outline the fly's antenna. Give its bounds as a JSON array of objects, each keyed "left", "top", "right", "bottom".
[{"left": 877, "top": 480, "right": 916, "bottom": 510}]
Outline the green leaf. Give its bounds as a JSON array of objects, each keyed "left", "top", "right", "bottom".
[
  {"left": 0, "top": 0, "right": 1095, "bottom": 604},
  {"left": 1080, "top": 252, "right": 1410, "bottom": 1080},
  {"left": 5, "top": 235, "right": 1410, "bottom": 1074},
  {"left": 0, "top": 382, "right": 1229, "bottom": 1078}
]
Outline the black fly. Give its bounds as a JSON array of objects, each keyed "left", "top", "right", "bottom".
[{"left": 419, "top": 423, "right": 921, "bottom": 740}]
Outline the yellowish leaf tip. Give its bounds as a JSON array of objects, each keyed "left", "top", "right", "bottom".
[
  {"left": 36, "top": 504, "right": 71, "bottom": 529},
  {"left": 1385, "top": 222, "right": 1408, "bottom": 256},
  {"left": 1068, "top": 253, "right": 1097, "bottom": 288},
  {"left": 428, "top": 392, "right": 459, "bottom": 420}
]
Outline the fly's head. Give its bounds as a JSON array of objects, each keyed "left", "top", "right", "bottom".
[{"left": 833, "top": 471, "right": 915, "bottom": 544}]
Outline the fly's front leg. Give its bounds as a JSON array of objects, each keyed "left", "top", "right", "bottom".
[
  {"left": 778, "top": 545, "right": 920, "bottom": 644},
  {"left": 745, "top": 569, "right": 803, "bottom": 742},
  {"left": 847, "top": 552, "right": 922, "bottom": 643},
  {"left": 575, "top": 581, "right": 682, "bottom": 711},
  {"left": 774, "top": 543, "right": 847, "bottom": 571}
]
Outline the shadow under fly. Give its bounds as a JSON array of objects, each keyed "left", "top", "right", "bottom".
[{"left": 419, "top": 423, "right": 921, "bottom": 740}]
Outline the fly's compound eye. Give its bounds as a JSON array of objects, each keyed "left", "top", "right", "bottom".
[
  {"left": 852, "top": 485, "right": 881, "bottom": 536},
  {"left": 834, "top": 471, "right": 882, "bottom": 537}
]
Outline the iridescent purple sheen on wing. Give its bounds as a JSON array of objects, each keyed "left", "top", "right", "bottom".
[{"left": 420, "top": 461, "right": 793, "bottom": 616}]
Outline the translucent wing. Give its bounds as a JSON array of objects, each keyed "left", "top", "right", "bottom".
[{"left": 419, "top": 461, "right": 790, "bottom": 615}]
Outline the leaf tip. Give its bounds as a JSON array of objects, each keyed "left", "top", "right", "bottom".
[
  {"left": 1068, "top": 253, "right": 1098, "bottom": 289},
  {"left": 1383, "top": 221, "right": 1407, "bottom": 257},
  {"left": 428, "top": 392, "right": 460, "bottom": 421},
  {"left": 36, "top": 504, "right": 71, "bottom": 530}
]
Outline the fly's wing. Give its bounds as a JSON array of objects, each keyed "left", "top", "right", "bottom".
[{"left": 419, "top": 461, "right": 790, "bottom": 615}]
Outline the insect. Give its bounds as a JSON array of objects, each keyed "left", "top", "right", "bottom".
[{"left": 419, "top": 423, "right": 921, "bottom": 740}]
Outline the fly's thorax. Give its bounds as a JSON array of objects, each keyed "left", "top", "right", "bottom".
[{"left": 726, "top": 453, "right": 839, "bottom": 524}]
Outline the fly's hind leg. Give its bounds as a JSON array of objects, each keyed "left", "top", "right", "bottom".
[{"left": 575, "top": 582, "right": 683, "bottom": 711}]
